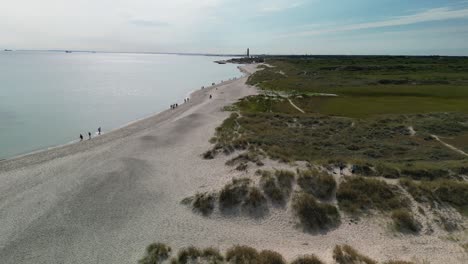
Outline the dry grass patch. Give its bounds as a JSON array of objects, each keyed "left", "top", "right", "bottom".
[
  {"left": 337, "top": 177, "right": 409, "bottom": 215},
  {"left": 391, "top": 209, "right": 422, "bottom": 234},
  {"left": 333, "top": 244, "right": 377, "bottom": 264},
  {"left": 290, "top": 255, "right": 325, "bottom": 264}
]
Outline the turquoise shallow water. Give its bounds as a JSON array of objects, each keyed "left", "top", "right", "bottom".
[{"left": 0, "top": 51, "right": 241, "bottom": 159}]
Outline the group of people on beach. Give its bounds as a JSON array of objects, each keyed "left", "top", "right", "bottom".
[
  {"left": 170, "top": 97, "right": 191, "bottom": 110},
  {"left": 79, "top": 127, "right": 101, "bottom": 141}
]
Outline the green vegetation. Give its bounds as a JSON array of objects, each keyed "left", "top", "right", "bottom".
[
  {"left": 297, "top": 170, "right": 336, "bottom": 200},
  {"left": 225, "top": 245, "right": 260, "bottom": 264},
  {"left": 333, "top": 245, "right": 377, "bottom": 264},
  {"left": 140, "top": 242, "right": 423, "bottom": 264},
  {"left": 391, "top": 209, "right": 422, "bottom": 233},
  {"left": 400, "top": 178, "right": 468, "bottom": 216},
  {"left": 243, "top": 186, "right": 267, "bottom": 210},
  {"left": 292, "top": 192, "right": 340, "bottom": 231},
  {"left": 275, "top": 170, "right": 295, "bottom": 193},
  {"left": 212, "top": 103, "right": 467, "bottom": 166},
  {"left": 248, "top": 56, "right": 468, "bottom": 117},
  {"left": 139, "top": 243, "right": 172, "bottom": 264},
  {"left": 192, "top": 192, "right": 216, "bottom": 216},
  {"left": 205, "top": 56, "right": 468, "bottom": 232},
  {"left": 337, "top": 177, "right": 409, "bottom": 214},
  {"left": 219, "top": 178, "right": 252, "bottom": 209},
  {"left": 258, "top": 250, "right": 286, "bottom": 264},
  {"left": 290, "top": 255, "right": 325, "bottom": 264}
]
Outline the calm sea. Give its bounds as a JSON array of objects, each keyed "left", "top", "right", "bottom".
[{"left": 0, "top": 51, "right": 242, "bottom": 159}]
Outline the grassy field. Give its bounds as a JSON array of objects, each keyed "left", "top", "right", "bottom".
[
  {"left": 248, "top": 56, "right": 468, "bottom": 118},
  {"left": 206, "top": 56, "right": 468, "bottom": 222}
]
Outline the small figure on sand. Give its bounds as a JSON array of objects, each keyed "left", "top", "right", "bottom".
[
  {"left": 209, "top": 94, "right": 212, "bottom": 99},
  {"left": 80, "top": 134, "right": 83, "bottom": 141},
  {"left": 184, "top": 98, "right": 186, "bottom": 103},
  {"left": 88, "top": 132, "right": 91, "bottom": 140},
  {"left": 98, "top": 127, "right": 101, "bottom": 135}
]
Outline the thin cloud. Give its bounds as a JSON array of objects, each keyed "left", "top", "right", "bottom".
[
  {"left": 259, "top": 0, "right": 304, "bottom": 13},
  {"left": 281, "top": 7, "right": 468, "bottom": 37},
  {"left": 129, "top": 19, "right": 169, "bottom": 27}
]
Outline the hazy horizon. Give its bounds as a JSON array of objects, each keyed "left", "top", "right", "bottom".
[{"left": 2, "top": 0, "right": 468, "bottom": 56}]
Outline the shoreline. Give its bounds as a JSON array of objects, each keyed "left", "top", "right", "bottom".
[{"left": 0, "top": 67, "right": 247, "bottom": 172}]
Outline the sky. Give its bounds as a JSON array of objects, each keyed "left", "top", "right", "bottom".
[{"left": 1, "top": 0, "right": 468, "bottom": 55}]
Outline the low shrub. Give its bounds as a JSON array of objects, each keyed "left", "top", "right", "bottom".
[
  {"left": 177, "top": 246, "right": 202, "bottom": 264},
  {"left": 243, "top": 187, "right": 267, "bottom": 209},
  {"left": 400, "top": 178, "right": 468, "bottom": 215},
  {"left": 351, "top": 162, "right": 374, "bottom": 176},
  {"left": 225, "top": 245, "right": 260, "bottom": 264},
  {"left": 219, "top": 178, "right": 252, "bottom": 209},
  {"left": 375, "top": 163, "right": 401, "bottom": 179},
  {"left": 333, "top": 245, "right": 377, "bottom": 264},
  {"left": 139, "top": 243, "right": 172, "bottom": 264},
  {"left": 275, "top": 170, "right": 295, "bottom": 193},
  {"left": 297, "top": 170, "right": 336, "bottom": 200},
  {"left": 202, "top": 248, "right": 224, "bottom": 264},
  {"left": 261, "top": 174, "right": 284, "bottom": 203},
  {"left": 290, "top": 255, "right": 325, "bottom": 264},
  {"left": 391, "top": 209, "right": 421, "bottom": 233},
  {"left": 337, "top": 177, "right": 409, "bottom": 214},
  {"left": 192, "top": 192, "right": 216, "bottom": 216},
  {"left": 292, "top": 192, "right": 340, "bottom": 231},
  {"left": 203, "top": 150, "right": 215, "bottom": 160},
  {"left": 259, "top": 250, "right": 286, "bottom": 264}
]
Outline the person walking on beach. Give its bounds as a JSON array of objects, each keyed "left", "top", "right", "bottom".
[
  {"left": 98, "top": 127, "right": 101, "bottom": 135},
  {"left": 209, "top": 94, "right": 212, "bottom": 99},
  {"left": 88, "top": 132, "right": 91, "bottom": 140},
  {"left": 80, "top": 134, "right": 83, "bottom": 141}
]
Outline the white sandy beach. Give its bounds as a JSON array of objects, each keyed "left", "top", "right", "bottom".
[{"left": 0, "top": 64, "right": 466, "bottom": 264}]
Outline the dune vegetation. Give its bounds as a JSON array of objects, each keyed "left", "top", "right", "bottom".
[{"left": 139, "top": 242, "right": 417, "bottom": 264}]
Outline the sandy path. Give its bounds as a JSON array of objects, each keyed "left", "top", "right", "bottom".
[
  {"left": 0, "top": 64, "right": 466, "bottom": 264},
  {"left": 288, "top": 98, "right": 305, "bottom": 114},
  {"left": 431, "top": 134, "right": 468, "bottom": 157}
]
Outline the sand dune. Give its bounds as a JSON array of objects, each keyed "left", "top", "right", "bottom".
[{"left": 0, "top": 64, "right": 465, "bottom": 264}]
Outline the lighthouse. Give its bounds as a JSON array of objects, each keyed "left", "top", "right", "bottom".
[{"left": 247, "top": 48, "right": 250, "bottom": 58}]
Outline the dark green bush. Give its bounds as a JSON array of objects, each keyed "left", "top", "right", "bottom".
[
  {"left": 297, "top": 170, "right": 336, "bottom": 200},
  {"left": 333, "top": 245, "right": 377, "bottom": 264},
  {"left": 292, "top": 192, "right": 340, "bottom": 231},
  {"left": 391, "top": 209, "right": 421, "bottom": 233},
  {"left": 219, "top": 178, "right": 252, "bottom": 209},
  {"left": 139, "top": 243, "right": 172, "bottom": 264},
  {"left": 259, "top": 250, "right": 286, "bottom": 264}
]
